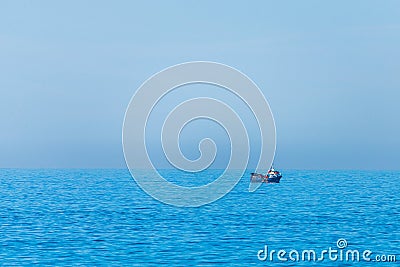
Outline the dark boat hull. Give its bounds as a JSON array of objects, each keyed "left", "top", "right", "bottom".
[
  {"left": 250, "top": 173, "right": 282, "bottom": 183},
  {"left": 267, "top": 175, "right": 282, "bottom": 183}
]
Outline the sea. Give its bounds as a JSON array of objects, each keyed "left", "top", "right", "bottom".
[{"left": 0, "top": 169, "right": 399, "bottom": 266}]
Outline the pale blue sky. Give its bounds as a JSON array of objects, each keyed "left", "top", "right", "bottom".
[{"left": 0, "top": 1, "right": 399, "bottom": 169}]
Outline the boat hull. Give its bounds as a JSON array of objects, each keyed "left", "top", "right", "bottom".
[
  {"left": 250, "top": 173, "right": 282, "bottom": 183},
  {"left": 267, "top": 175, "right": 282, "bottom": 183}
]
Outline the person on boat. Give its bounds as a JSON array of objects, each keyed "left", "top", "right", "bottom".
[{"left": 268, "top": 166, "right": 274, "bottom": 174}]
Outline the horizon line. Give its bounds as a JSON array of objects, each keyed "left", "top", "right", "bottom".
[{"left": 1, "top": 167, "right": 399, "bottom": 172}]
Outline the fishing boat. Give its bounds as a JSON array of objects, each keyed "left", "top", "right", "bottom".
[{"left": 250, "top": 166, "right": 282, "bottom": 183}]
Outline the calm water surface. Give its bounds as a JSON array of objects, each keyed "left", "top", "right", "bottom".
[{"left": 0, "top": 169, "right": 399, "bottom": 266}]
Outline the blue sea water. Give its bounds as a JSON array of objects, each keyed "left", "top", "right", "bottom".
[{"left": 0, "top": 169, "right": 399, "bottom": 266}]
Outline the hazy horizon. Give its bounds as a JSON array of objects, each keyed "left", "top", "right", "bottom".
[{"left": 1, "top": 1, "right": 399, "bottom": 170}]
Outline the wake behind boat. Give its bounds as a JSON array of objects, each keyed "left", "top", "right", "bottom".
[{"left": 250, "top": 166, "right": 282, "bottom": 183}]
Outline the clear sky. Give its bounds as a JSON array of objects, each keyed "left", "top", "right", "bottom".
[{"left": 1, "top": 1, "right": 399, "bottom": 169}]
